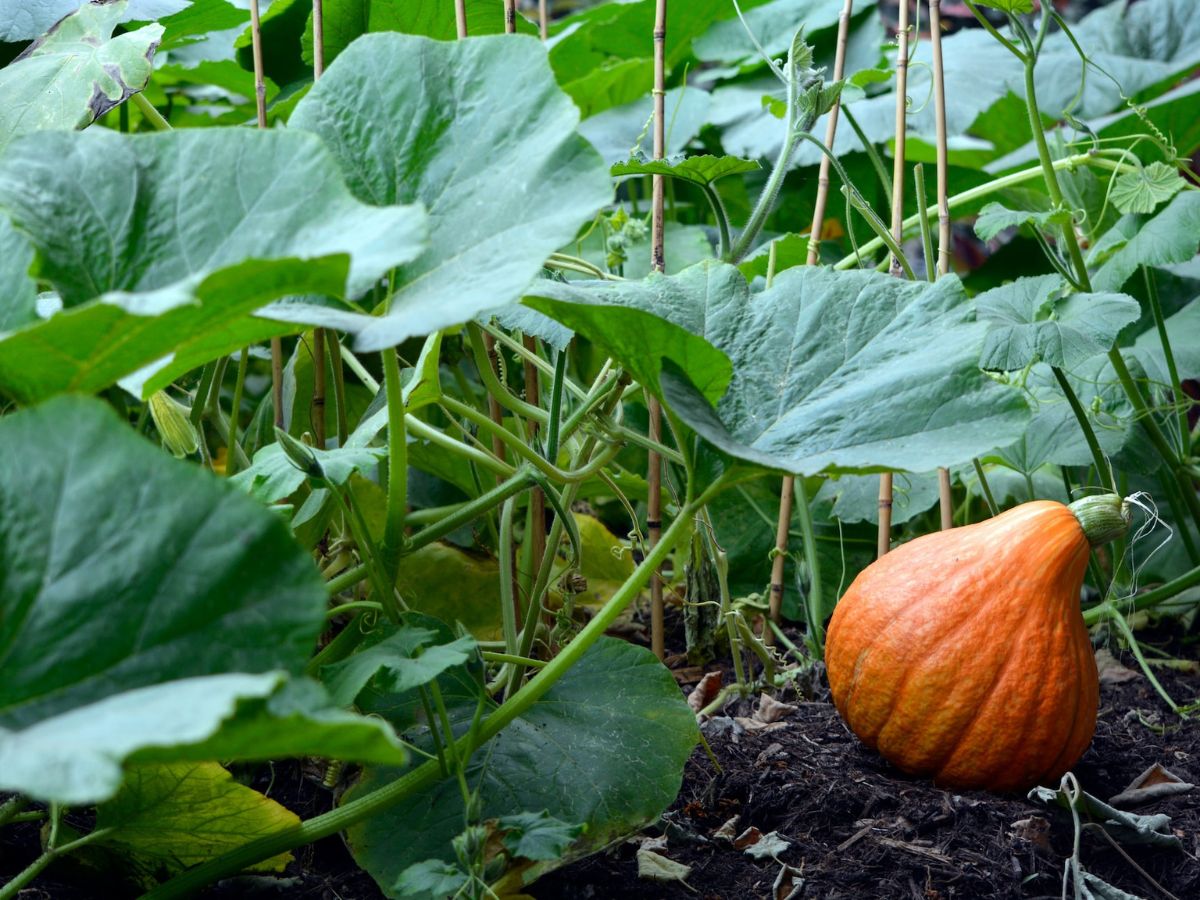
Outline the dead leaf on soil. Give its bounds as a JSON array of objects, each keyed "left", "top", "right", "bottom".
[
  {"left": 712, "top": 816, "right": 740, "bottom": 841},
  {"left": 745, "top": 830, "right": 791, "bottom": 860},
  {"left": 732, "top": 825, "right": 763, "bottom": 849},
  {"left": 1095, "top": 648, "right": 1142, "bottom": 684},
  {"left": 754, "top": 692, "right": 797, "bottom": 723},
  {"left": 635, "top": 848, "right": 693, "bottom": 883},
  {"left": 1009, "top": 816, "right": 1053, "bottom": 851},
  {"left": 1108, "top": 763, "right": 1195, "bottom": 809},
  {"left": 734, "top": 826, "right": 791, "bottom": 859},
  {"left": 671, "top": 665, "right": 706, "bottom": 684},
  {"left": 773, "top": 862, "right": 805, "bottom": 900},
  {"left": 734, "top": 716, "right": 787, "bottom": 734},
  {"left": 687, "top": 671, "right": 723, "bottom": 716}
]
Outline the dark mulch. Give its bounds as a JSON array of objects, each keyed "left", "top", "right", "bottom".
[
  {"left": 4, "top": 642, "right": 1197, "bottom": 900},
  {"left": 536, "top": 661, "right": 1200, "bottom": 900}
]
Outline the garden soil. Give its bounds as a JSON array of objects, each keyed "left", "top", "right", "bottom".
[{"left": 4, "top": 630, "right": 1197, "bottom": 900}]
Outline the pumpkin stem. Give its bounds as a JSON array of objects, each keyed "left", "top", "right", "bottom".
[{"left": 1068, "top": 494, "right": 1131, "bottom": 547}]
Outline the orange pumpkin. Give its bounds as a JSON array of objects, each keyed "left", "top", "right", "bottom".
[{"left": 824, "top": 496, "right": 1129, "bottom": 792}]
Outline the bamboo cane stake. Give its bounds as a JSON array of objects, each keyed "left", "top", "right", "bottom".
[
  {"left": 879, "top": 0, "right": 911, "bottom": 557},
  {"left": 539, "top": 0, "right": 549, "bottom": 41},
  {"left": 248, "top": 1, "right": 285, "bottom": 429},
  {"left": 504, "top": 0, "right": 517, "bottom": 33},
  {"left": 766, "top": 0, "right": 855, "bottom": 646},
  {"left": 455, "top": 0, "right": 468, "bottom": 38},
  {"left": 930, "top": 0, "right": 954, "bottom": 529},
  {"left": 648, "top": 0, "right": 668, "bottom": 660}
]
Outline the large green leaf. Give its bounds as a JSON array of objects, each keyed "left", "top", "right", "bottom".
[
  {"left": 288, "top": 33, "right": 610, "bottom": 351},
  {"left": 0, "top": 397, "right": 406, "bottom": 803},
  {"left": 301, "top": 0, "right": 536, "bottom": 67},
  {"left": 0, "top": 1, "right": 162, "bottom": 157},
  {"left": 692, "top": 0, "right": 850, "bottom": 68},
  {"left": 975, "top": 275, "right": 1141, "bottom": 370},
  {"left": 0, "top": 213, "right": 36, "bottom": 332},
  {"left": 93, "top": 762, "right": 298, "bottom": 887},
  {"left": 345, "top": 638, "right": 698, "bottom": 898},
  {"left": 0, "top": 674, "right": 408, "bottom": 805},
  {"left": 0, "top": 127, "right": 426, "bottom": 402},
  {"left": 529, "top": 262, "right": 1029, "bottom": 475},
  {"left": 524, "top": 265, "right": 733, "bottom": 406},
  {"left": 1090, "top": 192, "right": 1200, "bottom": 291},
  {"left": 0, "top": 0, "right": 183, "bottom": 42}
]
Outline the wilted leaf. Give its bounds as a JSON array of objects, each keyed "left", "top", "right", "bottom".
[
  {"left": 636, "top": 848, "right": 692, "bottom": 883},
  {"left": 1108, "top": 763, "right": 1194, "bottom": 809},
  {"left": 0, "top": 1, "right": 162, "bottom": 156},
  {"left": 93, "top": 762, "right": 298, "bottom": 887}
]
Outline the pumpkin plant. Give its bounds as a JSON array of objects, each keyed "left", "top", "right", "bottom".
[{"left": 0, "top": 1, "right": 1197, "bottom": 898}]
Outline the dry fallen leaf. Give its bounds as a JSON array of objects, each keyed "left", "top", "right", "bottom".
[
  {"left": 1009, "top": 816, "right": 1052, "bottom": 851},
  {"left": 635, "top": 848, "right": 692, "bottom": 883},
  {"left": 773, "top": 863, "right": 805, "bottom": 900},
  {"left": 754, "top": 692, "right": 798, "bottom": 724},
  {"left": 1109, "top": 763, "right": 1195, "bottom": 808},
  {"left": 712, "top": 816, "right": 740, "bottom": 841},
  {"left": 687, "top": 671, "right": 723, "bottom": 716},
  {"left": 1095, "top": 648, "right": 1141, "bottom": 684}
]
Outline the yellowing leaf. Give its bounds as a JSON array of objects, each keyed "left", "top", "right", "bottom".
[
  {"left": 396, "top": 543, "right": 504, "bottom": 640},
  {"left": 94, "top": 762, "right": 299, "bottom": 888},
  {"left": 574, "top": 514, "right": 636, "bottom": 608}
]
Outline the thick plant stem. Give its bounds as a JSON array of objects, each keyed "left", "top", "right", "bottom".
[
  {"left": 648, "top": 0, "right": 668, "bottom": 661},
  {"left": 312, "top": 331, "right": 327, "bottom": 447},
  {"left": 329, "top": 332, "right": 350, "bottom": 444},
  {"left": 225, "top": 347, "right": 250, "bottom": 477},
  {"left": 1143, "top": 266, "right": 1190, "bottom": 458},
  {"left": 879, "top": 0, "right": 910, "bottom": 556},
  {"left": 381, "top": 348, "right": 408, "bottom": 579},
  {"left": 793, "top": 477, "right": 825, "bottom": 651},
  {"left": 131, "top": 92, "right": 170, "bottom": 130},
  {"left": 311, "top": 4, "right": 326, "bottom": 448},
  {"left": 766, "top": 3, "right": 854, "bottom": 646},
  {"left": 142, "top": 477, "right": 730, "bottom": 900},
  {"left": 522, "top": 335, "right": 546, "bottom": 603},
  {"left": 929, "top": 0, "right": 954, "bottom": 529},
  {"left": 1051, "top": 366, "right": 1112, "bottom": 486},
  {"left": 1082, "top": 562, "right": 1200, "bottom": 625},
  {"left": 832, "top": 155, "right": 1137, "bottom": 270},
  {"left": 0, "top": 829, "right": 115, "bottom": 900}
]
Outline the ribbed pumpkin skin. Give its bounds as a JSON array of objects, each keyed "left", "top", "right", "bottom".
[{"left": 824, "top": 501, "right": 1098, "bottom": 792}]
